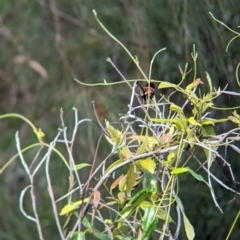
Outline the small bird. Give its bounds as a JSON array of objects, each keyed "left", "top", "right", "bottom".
[{"left": 137, "top": 82, "right": 155, "bottom": 101}]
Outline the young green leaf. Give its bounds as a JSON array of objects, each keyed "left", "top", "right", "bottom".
[{"left": 75, "top": 163, "right": 91, "bottom": 170}]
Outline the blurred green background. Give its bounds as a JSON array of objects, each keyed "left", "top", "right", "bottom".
[{"left": 1, "top": 0, "right": 240, "bottom": 239}]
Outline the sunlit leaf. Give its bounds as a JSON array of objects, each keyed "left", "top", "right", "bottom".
[
  {"left": 202, "top": 102, "right": 214, "bottom": 113},
  {"left": 201, "top": 119, "right": 215, "bottom": 126},
  {"left": 173, "top": 118, "right": 187, "bottom": 130},
  {"left": 186, "top": 78, "right": 203, "bottom": 91},
  {"left": 59, "top": 198, "right": 90, "bottom": 215},
  {"left": 171, "top": 167, "right": 189, "bottom": 175},
  {"left": 228, "top": 116, "right": 239, "bottom": 124},
  {"left": 34, "top": 128, "right": 45, "bottom": 141},
  {"left": 158, "top": 82, "right": 178, "bottom": 89},
  {"left": 188, "top": 117, "right": 201, "bottom": 127},
  {"left": 205, "top": 117, "right": 227, "bottom": 124},
  {"left": 137, "top": 158, "right": 156, "bottom": 174},
  {"left": 170, "top": 104, "right": 184, "bottom": 114},
  {"left": 150, "top": 118, "right": 174, "bottom": 124},
  {"left": 232, "top": 110, "right": 240, "bottom": 119},
  {"left": 104, "top": 219, "right": 112, "bottom": 225},
  {"left": 129, "top": 135, "right": 158, "bottom": 145},
  {"left": 75, "top": 163, "right": 91, "bottom": 170},
  {"left": 119, "top": 146, "right": 132, "bottom": 159},
  {"left": 165, "top": 152, "right": 176, "bottom": 166},
  {"left": 228, "top": 113, "right": 240, "bottom": 126},
  {"left": 105, "top": 120, "right": 124, "bottom": 145}
]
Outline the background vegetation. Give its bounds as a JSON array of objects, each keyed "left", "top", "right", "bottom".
[{"left": 0, "top": 0, "right": 240, "bottom": 239}]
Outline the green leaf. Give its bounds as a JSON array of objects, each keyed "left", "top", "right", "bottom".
[
  {"left": 82, "top": 217, "right": 91, "bottom": 230},
  {"left": 136, "top": 138, "right": 148, "bottom": 155},
  {"left": 82, "top": 218, "right": 111, "bottom": 240},
  {"left": 113, "top": 223, "right": 131, "bottom": 238},
  {"left": 120, "top": 189, "right": 148, "bottom": 219},
  {"left": 203, "top": 117, "right": 228, "bottom": 125},
  {"left": 173, "top": 118, "right": 187, "bottom": 130},
  {"left": 165, "top": 152, "right": 176, "bottom": 167},
  {"left": 129, "top": 135, "right": 159, "bottom": 145},
  {"left": 158, "top": 82, "right": 178, "bottom": 89},
  {"left": 71, "top": 232, "right": 85, "bottom": 240},
  {"left": 205, "top": 72, "right": 213, "bottom": 98},
  {"left": 188, "top": 117, "right": 201, "bottom": 127},
  {"left": 171, "top": 167, "right": 212, "bottom": 191},
  {"left": 105, "top": 120, "right": 124, "bottom": 145},
  {"left": 202, "top": 102, "right": 214, "bottom": 113},
  {"left": 201, "top": 119, "right": 215, "bottom": 126},
  {"left": 118, "top": 146, "right": 133, "bottom": 159},
  {"left": 185, "top": 167, "right": 208, "bottom": 185},
  {"left": 170, "top": 104, "right": 184, "bottom": 114},
  {"left": 93, "top": 231, "right": 111, "bottom": 240},
  {"left": 201, "top": 124, "right": 216, "bottom": 136},
  {"left": 126, "top": 163, "right": 139, "bottom": 196},
  {"left": 142, "top": 206, "right": 158, "bottom": 239},
  {"left": 150, "top": 118, "right": 175, "bottom": 124},
  {"left": 75, "top": 163, "right": 91, "bottom": 170},
  {"left": 140, "top": 201, "right": 173, "bottom": 222},
  {"left": 182, "top": 211, "right": 195, "bottom": 240},
  {"left": 171, "top": 167, "right": 189, "bottom": 175},
  {"left": 143, "top": 170, "right": 158, "bottom": 198},
  {"left": 175, "top": 197, "right": 195, "bottom": 240},
  {"left": 228, "top": 116, "right": 239, "bottom": 124},
  {"left": 186, "top": 78, "right": 203, "bottom": 91}
]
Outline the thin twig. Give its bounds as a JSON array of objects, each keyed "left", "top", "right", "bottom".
[
  {"left": 45, "top": 130, "right": 65, "bottom": 239},
  {"left": 16, "top": 132, "right": 44, "bottom": 240}
]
